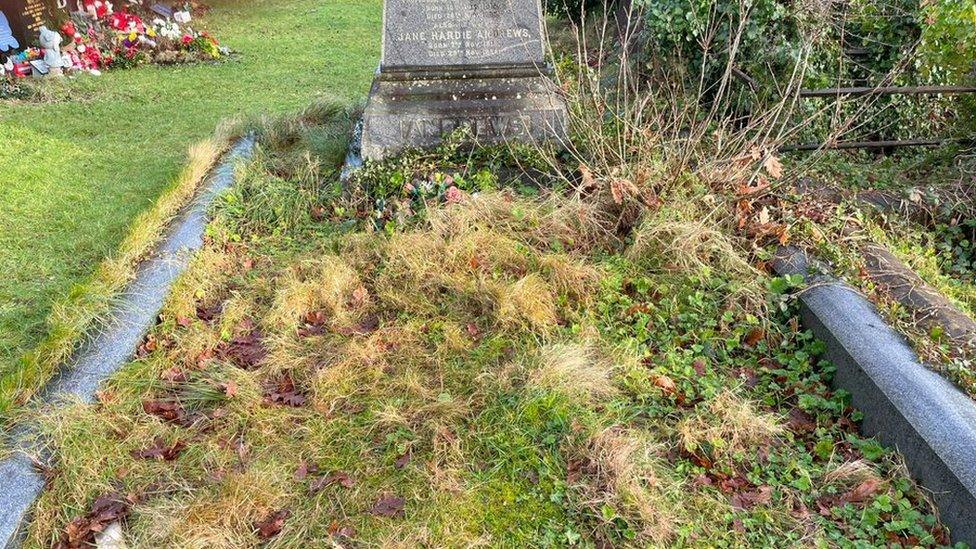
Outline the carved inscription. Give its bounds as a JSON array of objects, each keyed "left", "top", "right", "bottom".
[
  {"left": 384, "top": 0, "right": 543, "bottom": 67},
  {"left": 400, "top": 114, "right": 532, "bottom": 141},
  {"left": 6, "top": 0, "right": 50, "bottom": 44}
]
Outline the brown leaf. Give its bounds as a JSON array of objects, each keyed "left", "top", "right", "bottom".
[
  {"left": 131, "top": 437, "right": 186, "bottom": 461},
  {"left": 311, "top": 204, "right": 327, "bottom": 221},
  {"left": 844, "top": 478, "right": 883, "bottom": 504},
  {"left": 176, "top": 316, "right": 193, "bottom": 328},
  {"left": 764, "top": 154, "right": 784, "bottom": 180},
  {"left": 294, "top": 461, "right": 318, "bottom": 481},
  {"left": 297, "top": 311, "right": 328, "bottom": 338},
  {"left": 309, "top": 471, "right": 356, "bottom": 494},
  {"left": 692, "top": 358, "right": 708, "bottom": 376},
  {"left": 56, "top": 492, "right": 133, "bottom": 549},
  {"left": 195, "top": 302, "right": 223, "bottom": 323},
  {"left": 731, "top": 485, "right": 773, "bottom": 510},
  {"left": 222, "top": 380, "right": 238, "bottom": 398},
  {"left": 94, "top": 390, "right": 115, "bottom": 405},
  {"left": 652, "top": 374, "right": 677, "bottom": 395},
  {"left": 220, "top": 327, "right": 267, "bottom": 370},
  {"left": 744, "top": 328, "right": 765, "bottom": 347},
  {"left": 161, "top": 367, "right": 187, "bottom": 383},
  {"left": 350, "top": 286, "right": 370, "bottom": 308},
  {"left": 371, "top": 494, "right": 406, "bottom": 518},
  {"left": 394, "top": 452, "right": 411, "bottom": 470},
  {"left": 136, "top": 334, "right": 158, "bottom": 358},
  {"left": 254, "top": 509, "right": 289, "bottom": 540},
  {"left": 787, "top": 408, "right": 817, "bottom": 433},
  {"left": 579, "top": 164, "right": 597, "bottom": 191},
  {"left": 327, "top": 521, "right": 357, "bottom": 538},
  {"left": 265, "top": 375, "right": 307, "bottom": 408},
  {"left": 609, "top": 178, "right": 639, "bottom": 205},
  {"left": 336, "top": 314, "right": 380, "bottom": 337},
  {"left": 142, "top": 399, "right": 185, "bottom": 424}
]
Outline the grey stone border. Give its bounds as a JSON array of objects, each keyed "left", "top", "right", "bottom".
[
  {"left": 0, "top": 136, "right": 255, "bottom": 549},
  {"left": 773, "top": 246, "right": 976, "bottom": 544},
  {"left": 862, "top": 243, "right": 976, "bottom": 348}
]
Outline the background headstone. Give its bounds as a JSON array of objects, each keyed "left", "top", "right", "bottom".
[
  {"left": 0, "top": 0, "right": 68, "bottom": 49},
  {"left": 360, "top": 0, "right": 568, "bottom": 160}
]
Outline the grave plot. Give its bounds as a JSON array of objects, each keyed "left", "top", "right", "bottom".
[
  {"left": 15, "top": 103, "right": 955, "bottom": 548},
  {"left": 2, "top": 0, "right": 974, "bottom": 546}
]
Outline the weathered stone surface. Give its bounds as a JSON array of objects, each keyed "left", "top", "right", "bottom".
[
  {"left": 863, "top": 243, "right": 976, "bottom": 348},
  {"left": 0, "top": 138, "right": 254, "bottom": 549},
  {"left": 361, "top": 0, "right": 567, "bottom": 160},
  {"left": 382, "top": 0, "right": 545, "bottom": 69},
  {"left": 773, "top": 247, "right": 976, "bottom": 545}
]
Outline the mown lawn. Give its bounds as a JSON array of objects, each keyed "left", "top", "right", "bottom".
[{"left": 0, "top": 0, "right": 380, "bottom": 381}]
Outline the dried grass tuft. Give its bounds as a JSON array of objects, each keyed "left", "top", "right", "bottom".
[
  {"left": 587, "top": 427, "right": 677, "bottom": 544},
  {"left": 677, "top": 390, "right": 783, "bottom": 464},
  {"left": 495, "top": 273, "right": 558, "bottom": 333},
  {"left": 528, "top": 343, "right": 617, "bottom": 403}
]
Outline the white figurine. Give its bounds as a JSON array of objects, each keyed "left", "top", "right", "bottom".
[{"left": 38, "top": 26, "right": 65, "bottom": 76}]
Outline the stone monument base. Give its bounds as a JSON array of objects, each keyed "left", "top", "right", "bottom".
[{"left": 361, "top": 65, "right": 568, "bottom": 160}]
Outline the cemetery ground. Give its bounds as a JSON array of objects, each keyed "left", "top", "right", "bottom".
[
  {"left": 0, "top": 0, "right": 380, "bottom": 418},
  {"left": 3, "top": 3, "right": 976, "bottom": 548},
  {"left": 17, "top": 100, "right": 974, "bottom": 546}
]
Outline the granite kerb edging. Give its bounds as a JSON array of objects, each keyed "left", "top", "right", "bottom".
[
  {"left": 772, "top": 246, "right": 976, "bottom": 544},
  {"left": 0, "top": 136, "right": 255, "bottom": 549}
]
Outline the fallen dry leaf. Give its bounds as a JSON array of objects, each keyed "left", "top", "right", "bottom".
[
  {"left": 579, "top": 163, "right": 597, "bottom": 191},
  {"left": 845, "top": 478, "right": 883, "bottom": 504},
  {"left": 731, "top": 485, "right": 773, "bottom": 510},
  {"left": 56, "top": 492, "right": 133, "bottom": 549},
  {"left": 787, "top": 408, "right": 817, "bottom": 433},
  {"left": 220, "top": 327, "right": 267, "bottom": 370},
  {"left": 131, "top": 438, "right": 186, "bottom": 461},
  {"left": 744, "top": 328, "right": 765, "bottom": 347},
  {"left": 652, "top": 374, "right": 677, "bottom": 395},
  {"left": 142, "top": 399, "right": 185, "bottom": 424},
  {"left": 222, "top": 380, "right": 238, "bottom": 398},
  {"left": 371, "top": 494, "right": 406, "bottom": 518},
  {"left": 265, "top": 374, "right": 307, "bottom": 407},
  {"left": 309, "top": 471, "right": 356, "bottom": 494},
  {"left": 764, "top": 154, "right": 784, "bottom": 179},
  {"left": 350, "top": 286, "right": 370, "bottom": 308},
  {"left": 327, "top": 521, "right": 357, "bottom": 538},
  {"left": 254, "top": 509, "right": 289, "bottom": 540},
  {"left": 610, "top": 178, "right": 638, "bottom": 205}
]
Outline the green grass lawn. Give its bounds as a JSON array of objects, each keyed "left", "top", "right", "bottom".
[{"left": 0, "top": 0, "right": 381, "bottom": 381}]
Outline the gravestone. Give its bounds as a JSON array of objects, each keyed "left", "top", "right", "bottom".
[
  {"left": 0, "top": 0, "right": 60, "bottom": 49},
  {"left": 360, "top": 0, "right": 568, "bottom": 160}
]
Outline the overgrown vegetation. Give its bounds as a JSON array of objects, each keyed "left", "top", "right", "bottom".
[
  {"left": 11, "top": 0, "right": 976, "bottom": 546},
  {"left": 23, "top": 104, "right": 955, "bottom": 547}
]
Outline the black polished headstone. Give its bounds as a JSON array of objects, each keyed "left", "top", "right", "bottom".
[
  {"left": 0, "top": 0, "right": 54, "bottom": 48},
  {"left": 361, "top": 0, "right": 568, "bottom": 160}
]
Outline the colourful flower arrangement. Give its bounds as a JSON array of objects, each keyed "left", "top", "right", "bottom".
[{"left": 4, "top": 1, "right": 227, "bottom": 80}]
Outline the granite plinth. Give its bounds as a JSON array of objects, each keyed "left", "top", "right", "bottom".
[{"left": 361, "top": 66, "right": 567, "bottom": 160}]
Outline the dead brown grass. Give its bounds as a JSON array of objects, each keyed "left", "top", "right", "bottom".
[
  {"left": 528, "top": 343, "right": 617, "bottom": 403},
  {"left": 677, "top": 390, "right": 783, "bottom": 465},
  {"left": 587, "top": 427, "right": 678, "bottom": 545}
]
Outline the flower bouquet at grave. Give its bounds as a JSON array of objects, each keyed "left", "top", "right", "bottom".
[{"left": 54, "top": 2, "right": 227, "bottom": 73}]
